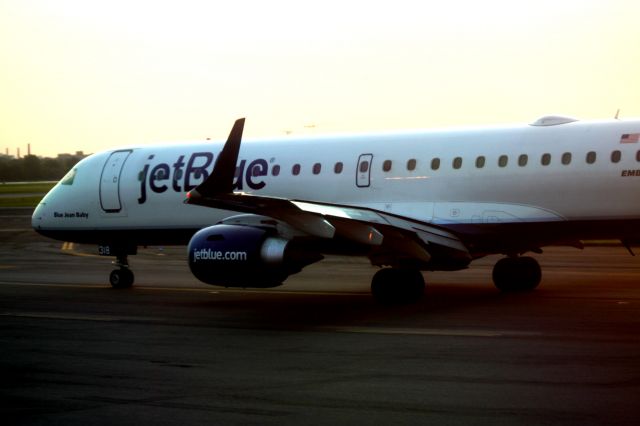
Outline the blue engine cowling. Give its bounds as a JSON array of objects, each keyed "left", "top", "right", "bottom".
[{"left": 188, "top": 224, "right": 311, "bottom": 288}]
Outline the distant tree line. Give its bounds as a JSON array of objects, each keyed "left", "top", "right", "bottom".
[{"left": 0, "top": 154, "right": 85, "bottom": 182}]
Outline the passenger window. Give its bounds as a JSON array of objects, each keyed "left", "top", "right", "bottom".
[
  {"left": 271, "top": 165, "right": 280, "bottom": 176},
  {"left": 541, "top": 153, "right": 551, "bottom": 166},
  {"left": 562, "top": 153, "right": 572, "bottom": 165},
  {"left": 586, "top": 151, "right": 596, "bottom": 164},
  {"left": 475, "top": 156, "right": 485, "bottom": 168},
  {"left": 407, "top": 159, "right": 416, "bottom": 171},
  {"left": 636, "top": 150, "right": 640, "bottom": 162},
  {"left": 334, "top": 162, "right": 343, "bottom": 174},
  {"left": 359, "top": 161, "right": 369, "bottom": 173},
  {"left": 518, "top": 154, "right": 528, "bottom": 167},
  {"left": 431, "top": 158, "right": 440, "bottom": 171},
  {"left": 452, "top": 157, "right": 462, "bottom": 169},
  {"left": 498, "top": 155, "right": 508, "bottom": 167},
  {"left": 382, "top": 160, "right": 392, "bottom": 172},
  {"left": 313, "top": 163, "right": 321, "bottom": 175},
  {"left": 292, "top": 164, "right": 301, "bottom": 176},
  {"left": 174, "top": 169, "right": 183, "bottom": 180},
  {"left": 611, "top": 150, "right": 621, "bottom": 163}
]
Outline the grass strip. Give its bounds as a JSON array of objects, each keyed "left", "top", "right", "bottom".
[
  {"left": 0, "top": 196, "right": 45, "bottom": 208},
  {"left": 0, "top": 182, "right": 56, "bottom": 194}
]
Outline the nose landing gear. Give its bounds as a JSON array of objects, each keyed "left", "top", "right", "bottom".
[{"left": 109, "top": 253, "right": 134, "bottom": 289}]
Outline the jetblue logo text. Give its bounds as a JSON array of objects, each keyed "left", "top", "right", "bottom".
[
  {"left": 138, "top": 152, "right": 270, "bottom": 204},
  {"left": 192, "top": 248, "right": 248, "bottom": 262}
]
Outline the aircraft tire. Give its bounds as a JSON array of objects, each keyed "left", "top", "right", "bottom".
[
  {"left": 492, "top": 256, "right": 541, "bottom": 292},
  {"left": 371, "top": 268, "right": 425, "bottom": 305},
  {"left": 110, "top": 268, "right": 134, "bottom": 289}
]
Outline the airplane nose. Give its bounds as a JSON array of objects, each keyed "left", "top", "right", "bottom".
[{"left": 32, "top": 202, "right": 46, "bottom": 231}]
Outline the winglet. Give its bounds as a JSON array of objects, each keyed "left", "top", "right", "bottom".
[{"left": 187, "top": 118, "right": 245, "bottom": 200}]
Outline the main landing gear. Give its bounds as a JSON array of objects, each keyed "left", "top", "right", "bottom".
[
  {"left": 492, "top": 256, "right": 541, "bottom": 292},
  {"left": 109, "top": 253, "right": 134, "bottom": 289},
  {"left": 369, "top": 256, "right": 542, "bottom": 304},
  {"left": 371, "top": 268, "right": 425, "bottom": 305}
]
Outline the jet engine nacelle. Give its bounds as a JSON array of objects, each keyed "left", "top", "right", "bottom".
[{"left": 188, "top": 224, "right": 314, "bottom": 288}]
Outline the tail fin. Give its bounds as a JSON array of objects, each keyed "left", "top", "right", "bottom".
[{"left": 188, "top": 118, "right": 245, "bottom": 199}]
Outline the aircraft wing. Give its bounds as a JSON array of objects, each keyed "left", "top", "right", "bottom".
[{"left": 185, "top": 119, "right": 471, "bottom": 270}]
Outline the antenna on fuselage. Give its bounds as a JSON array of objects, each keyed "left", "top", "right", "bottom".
[{"left": 615, "top": 109, "right": 621, "bottom": 120}]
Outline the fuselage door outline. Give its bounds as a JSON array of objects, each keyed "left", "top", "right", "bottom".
[
  {"left": 99, "top": 150, "right": 132, "bottom": 213},
  {"left": 356, "top": 153, "right": 373, "bottom": 188}
]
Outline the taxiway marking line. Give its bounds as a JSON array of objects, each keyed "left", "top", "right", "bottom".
[
  {"left": 59, "top": 242, "right": 109, "bottom": 258},
  {"left": 0, "top": 281, "right": 113, "bottom": 290},
  {"left": 0, "top": 311, "right": 530, "bottom": 338},
  {"left": 61, "top": 251, "right": 100, "bottom": 258},
  {"left": 1, "top": 312, "right": 120, "bottom": 322},
  {"left": 0, "top": 311, "right": 163, "bottom": 323},
  {"left": 0, "top": 280, "right": 368, "bottom": 296},
  {"left": 328, "top": 326, "right": 534, "bottom": 338}
]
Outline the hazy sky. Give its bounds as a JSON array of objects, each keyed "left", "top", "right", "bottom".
[{"left": 1, "top": 0, "right": 639, "bottom": 158}]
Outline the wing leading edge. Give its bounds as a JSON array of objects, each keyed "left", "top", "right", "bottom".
[{"left": 185, "top": 119, "right": 471, "bottom": 270}]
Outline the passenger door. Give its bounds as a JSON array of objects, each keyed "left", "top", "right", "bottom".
[
  {"left": 356, "top": 154, "right": 373, "bottom": 188},
  {"left": 99, "top": 150, "right": 132, "bottom": 213}
]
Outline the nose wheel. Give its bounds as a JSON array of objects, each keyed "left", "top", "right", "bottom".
[{"left": 110, "top": 254, "right": 134, "bottom": 289}]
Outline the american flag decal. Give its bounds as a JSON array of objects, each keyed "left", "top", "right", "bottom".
[{"left": 620, "top": 133, "right": 640, "bottom": 143}]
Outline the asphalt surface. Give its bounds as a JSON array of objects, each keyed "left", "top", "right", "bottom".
[{"left": 1, "top": 208, "right": 640, "bottom": 425}]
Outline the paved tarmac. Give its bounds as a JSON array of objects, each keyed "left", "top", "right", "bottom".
[{"left": 1, "top": 208, "right": 640, "bottom": 425}]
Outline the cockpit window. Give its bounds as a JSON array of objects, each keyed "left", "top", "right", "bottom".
[{"left": 60, "top": 168, "right": 77, "bottom": 185}]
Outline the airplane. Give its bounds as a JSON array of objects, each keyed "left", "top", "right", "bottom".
[{"left": 31, "top": 115, "right": 640, "bottom": 304}]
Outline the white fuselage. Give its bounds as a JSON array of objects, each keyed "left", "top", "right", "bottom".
[{"left": 32, "top": 117, "right": 640, "bottom": 253}]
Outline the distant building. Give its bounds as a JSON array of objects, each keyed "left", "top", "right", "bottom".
[{"left": 57, "top": 151, "right": 88, "bottom": 161}]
